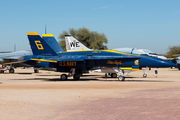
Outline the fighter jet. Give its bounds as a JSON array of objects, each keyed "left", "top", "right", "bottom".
[
  {"left": 0, "top": 50, "right": 32, "bottom": 73},
  {"left": 65, "top": 35, "right": 176, "bottom": 78},
  {"left": 19, "top": 32, "right": 176, "bottom": 81}
]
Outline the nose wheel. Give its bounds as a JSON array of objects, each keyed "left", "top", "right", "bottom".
[{"left": 143, "top": 73, "right": 147, "bottom": 77}]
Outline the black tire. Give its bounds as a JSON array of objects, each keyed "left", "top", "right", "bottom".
[
  {"left": 34, "top": 69, "right": 39, "bottom": 73},
  {"left": 61, "top": 74, "right": 67, "bottom": 80},
  {"left": 73, "top": 74, "right": 80, "bottom": 80},
  {"left": 9, "top": 69, "right": 14, "bottom": 73},
  {"left": 111, "top": 73, "right": 117, "bottom": 78},
  {"left": 118, "top": 76, "right": 125, "bottom": 81},
  {"left": 178, "top": 68, "right": 180, "bottom": 70},
  {"left": 143, "top": 74, "right": 147, "bottom": 78}
]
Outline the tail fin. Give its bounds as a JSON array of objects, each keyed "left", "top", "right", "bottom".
[
  {"left": 65, "top": 35, "right": 90, "bottom": 51},
  {"left": 27, "top": 32, "right": 58, "bottom": 56},
  {"left": 42, "top": 34, "right": 64, "bottom": 53}
]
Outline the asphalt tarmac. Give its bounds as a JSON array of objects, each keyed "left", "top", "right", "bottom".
[{"left": 0, "top": 68, "right": 180, "bottom": 120}]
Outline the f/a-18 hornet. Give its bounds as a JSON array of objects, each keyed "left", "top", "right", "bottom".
[{"left": 20, "top": 32, "right": 176, "bottom": 81}]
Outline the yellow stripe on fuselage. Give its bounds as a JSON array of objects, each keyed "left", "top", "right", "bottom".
[
  {"left": 30, "top": 58, "right": 57, "bottom": 63},
  {"left": 57, "top": 49, "right": 148, "bottom": 57},
  {"left": 27, "top": 32, "right": 39, "bottom": 35},
  {"left": 121, "top": 67, "right": 132, "bottom": 70},
  {"left": 63, "top": 49, "right": 135, "bottom": 56},
  {"left": 42, "top": 34, "right": 54, "bottom": 37},
  {"left": 121, "top": 67, "right": 139, "bottom": 71}
]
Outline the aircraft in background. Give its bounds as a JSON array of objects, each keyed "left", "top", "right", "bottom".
[
  {"left": 16, "top": 32, "right": 175, "bottom": 81},
  {"left": 65, "top": 35, "right": 173, "bottom": 78},
  {"left": 113, "top": 48, "right": 167, "bottom": 60},
  {"left": 171, "top": 55, "right": 180, "bottom": 70},
  {"left": 0, "top": 50, "right": 32, "bottom": 73}
]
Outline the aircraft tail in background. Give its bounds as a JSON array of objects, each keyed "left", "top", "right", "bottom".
[{"left": 65, "top": 35, "right": 90, "bottom": 51}]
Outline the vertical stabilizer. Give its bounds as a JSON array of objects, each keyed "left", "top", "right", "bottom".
[
  {"left": 27, "top": 32, "right": 57, "bottom": 56},
  {"left": 65, "top": 35, "right": 90, "bottom": 51},
  {"left": 42, "top": 34, "right": 64, "bottom": 53}
]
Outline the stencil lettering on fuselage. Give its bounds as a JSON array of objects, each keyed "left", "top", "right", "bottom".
[
  {"left": 107, "top": 60, "right": 122, "bottom": 65},
  {"left": 59, "top": 61, "right": 77, "bottom": 66}
]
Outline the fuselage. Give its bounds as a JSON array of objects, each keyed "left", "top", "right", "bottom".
[{"left": 22, "top": 50, "right": 176, "bottom": 72}]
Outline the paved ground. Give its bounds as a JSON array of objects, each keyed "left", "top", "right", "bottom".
[{"left": 0, "top": 68, "right": 180, "bottom": 120}]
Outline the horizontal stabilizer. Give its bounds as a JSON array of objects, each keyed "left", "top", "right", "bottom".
[{"left": 2, "top": 60, "right": 28, "bottom": 65}]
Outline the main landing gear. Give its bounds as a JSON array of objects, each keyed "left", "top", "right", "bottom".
[
  {"left": 60, "top": 69, "right": 82, "bottom": 80},
  {"left": 116, "top": 68, "right": 130, "bottom": 81},
  {"left": 108, "top": 68, "right": 127, "bottom": 81}
]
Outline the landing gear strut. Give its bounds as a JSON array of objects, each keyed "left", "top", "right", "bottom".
[
  {"left": 143, "top": 68, "right": 147, "bottom": 78},
  {"left": 117, "top": 69, "right": 125, "bottom": 81}
]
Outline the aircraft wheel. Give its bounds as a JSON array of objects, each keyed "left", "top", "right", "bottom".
[
  {"left": 34, "top": 69, "right": 39, "bottom": 73},
  {"left": 73, "top": 74, "right": 80, "bottom": 80},
  {"left": 143, "top": 74, "right": 147, "bottom": 78},
  {"left": 111, "top": 73, "right": 117, "bottom": 78},
  {"left": 178, "top": 68, "right": 180, "bottom": 70},
  {"left": 61, "top": 74, "right": 67, "bottom": 80},
  {"left": 118, "top": 76, "right": 125, "bottom": 81},
  {"left": 9, "top": 68, "right": 14, "bottom": 73}
]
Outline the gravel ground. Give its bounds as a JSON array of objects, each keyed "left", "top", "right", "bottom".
[{"left": 0, "top": 68, "right": 180, "bottom": 120}]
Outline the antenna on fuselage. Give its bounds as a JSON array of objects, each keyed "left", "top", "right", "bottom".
[
  {"left": 45, "top": 24, "right": 47, "bottom": 34},
  {"left": 14, "top": 44, "right": 16, "bottom": 52}
]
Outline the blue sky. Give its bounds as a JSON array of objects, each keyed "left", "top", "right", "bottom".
[{"left": 0, "top": 0, "right": 179, "bottom": 54}]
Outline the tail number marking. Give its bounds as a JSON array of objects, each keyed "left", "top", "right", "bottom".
[
  {"left": 35, "top": 41, "right": 44, "bottom": 50},
  {"left": 70, "top": 41, "right": 79, "bottom": 47}
]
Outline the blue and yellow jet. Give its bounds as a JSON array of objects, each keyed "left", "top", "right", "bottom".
[{"left": 22, "top": 32, "right": 176, "bottom": 81}]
